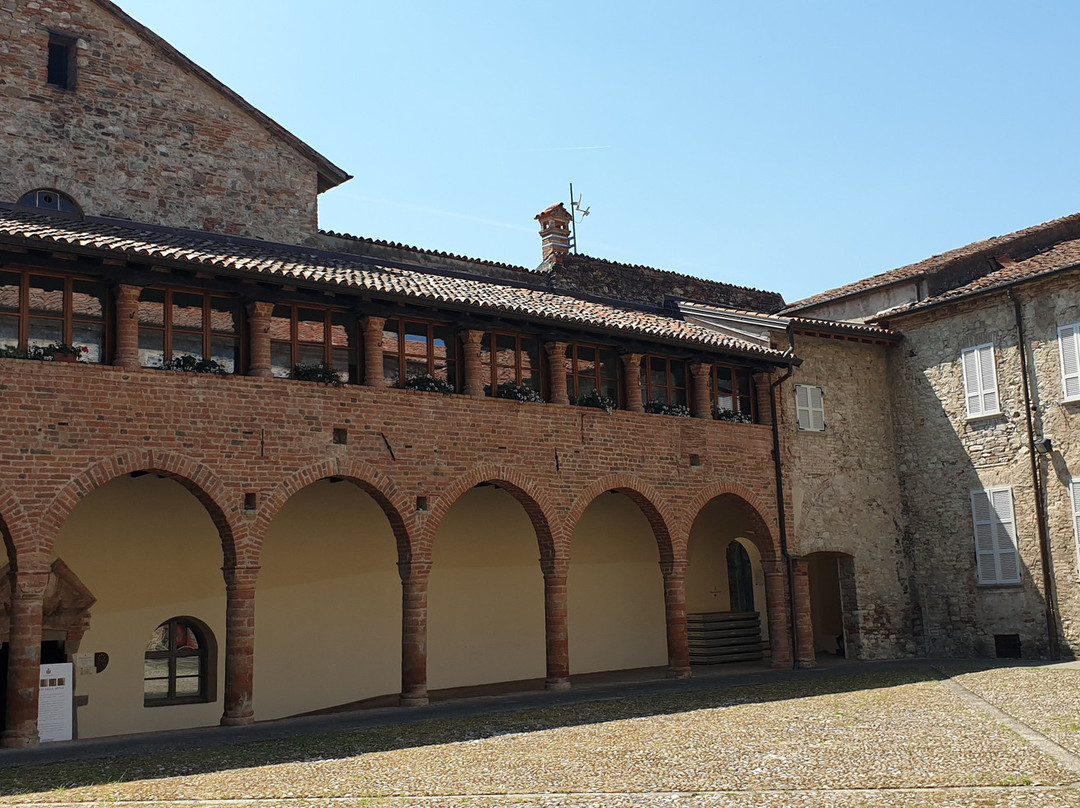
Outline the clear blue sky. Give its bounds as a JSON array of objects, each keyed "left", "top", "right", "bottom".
[{"left": 118, "top": 1, "right": 1080, "bottom": 304}]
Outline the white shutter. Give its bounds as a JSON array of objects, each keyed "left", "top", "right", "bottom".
[
  {"left": 1059, "top": 324, "right": 1080, "bottom": 401},
  {"left": 795, "top": 385, "right": 825, "bottom": 432},
  {"left": 962, "top": 344, "right": 998, "bottom": 417},
  {"left": 971, "top": 487, "right": 1019, "bottom": 585},
  {"left": 1071, "top": 480, "right": 1080, "bottom": 556}
]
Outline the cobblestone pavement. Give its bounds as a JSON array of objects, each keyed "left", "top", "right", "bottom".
[{"left": 0, "top": 662, "right": 1078, "bottom": 807}]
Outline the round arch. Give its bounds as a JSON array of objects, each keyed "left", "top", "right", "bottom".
[
  {"left": 682, "top": 483, "right": 780, "bottom": 563},
  {"left": 41, "top": 451, "right": 239, "bottom": 567},
  {"left": 566, "top": 474, "right": 676, "bottom": 564},
  {"left": 259, "top": 459, "right": 413, "bottom": 567},
  {"left": 0, "top": 478, "right": 33, "bottom": 566},
  {"left": 419, "top": 464, "right": 562, "bottom": 566}
]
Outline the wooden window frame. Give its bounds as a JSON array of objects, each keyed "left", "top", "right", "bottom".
[
  {"left": 565, "top": 342, "right": 621, "bottom": 406},
  {"left": 269, "top": 303, "right": 356, "bottom": 382},
  {"left": 382, "top": 317, "right": 458, "bottom": 388},
  {"left": 0, "top": 267, "right": 109, "bottom": 361},
  {"left": 481, "top": 330, "right": 544, "bottom": 396},
  {"left": 143, "top": 616, "right": 216, "bottom": 707},
  {"left": 970, "top": 487, "right": 1020, "bottom": 586},
  {"left": 138, "top": 287, "right": 243, "bottom": 372},
  {"left": 711, "top": 364, "right": 756, "bottom": 422},
  {"left": 641, "top": 354, "right": 689, "bottom": 407},
  {"left": 794, "top": 383, "right": 825, "bottom": 432}
]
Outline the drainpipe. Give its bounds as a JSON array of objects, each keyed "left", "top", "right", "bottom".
[
  {"left": 1008, "top": 290, "right": 1061, "bottom": 659},
  {"left": 769, "top": 322, "right": 801, "bottom": 668}
]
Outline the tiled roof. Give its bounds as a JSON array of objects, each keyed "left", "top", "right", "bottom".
[
  {"left": 789, "top": 316, "right": 901, "bottom": 342},
  {"left": 0, "top": 208, "right": 791, "bottom": 362},
  {"left": 876, "top": 237, "right": 1080, "bottom": 320},
  {"left": 319, "top": 229, "right": 531, "bottom": 273},
  {"left": 784, "top": 210, "right": 1080, "bottom": 313}
]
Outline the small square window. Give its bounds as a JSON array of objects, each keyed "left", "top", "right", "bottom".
[
  {"left": 47, "top": 34, "right": 76, "bottom": 90},
  {"left": 794, "top": 384, "right": 825, "bottom": 432}
]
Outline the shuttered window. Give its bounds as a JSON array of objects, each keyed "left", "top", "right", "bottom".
[
  {"left": 970, "top": 487, "right": 1020, "bottom": 585},
  {"left": 794, "top": 384, "right": 825, "bottom": 432},
  {"left": 1071, "top": 480, "right": 1080, "bottom": 561},
  {"left": 961, "top": 343, "right": 999, "bottom": 417},
  {"left": 1059, "top": 324, "right": 1080, "bottom": 401}
]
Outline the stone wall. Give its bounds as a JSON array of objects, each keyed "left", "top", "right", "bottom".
[
  {"left": 883, "top": 270, "right": 1080, "bottom": 658},
  {"left": 0, "top": 0, "right": 329, "bottom": 243},
  {"left": 784, "top": 335, "right": 914, "bottom": 658}
]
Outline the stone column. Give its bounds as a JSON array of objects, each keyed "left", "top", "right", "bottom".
[
  {"left": 545, "top": 341, "right": 569, "bottom": 405},
  {"left": 2, "top": 567, "right": 50, "bottom": 748},
  {"left": 621, "top": 353, "right": 644, "bottom": 413},
  {"left": 399, "top": 560, "right": 431, "bottom": 706},
  {"left": 764, "top": 560, "right": 792, "bottom": 669},
  {"left": 220, "top": 564, "right": 259, "bottom": 727},
  {"left": 461, "top": 329, "right": 486, "bottom": 397},
  {"left": 246, "top": 301, "right": 274, "bottom": 379},
  {"left": 362, "top": 316, "right": 388, "bottom": 388},
  {"left": 112, "top": 284, "right": 141, "bottom": 370},
  {"left": 791, "top": 557, "right": 816, "bottom": 668},
  {"left": 690, "top": 363, "right": 713, "bottom": 420},
  {"left": 661, "top": 560, "right": 692, "bottom": 679},
  {"left": 542, "top": 562, "right": 570, "bottom": 690}
]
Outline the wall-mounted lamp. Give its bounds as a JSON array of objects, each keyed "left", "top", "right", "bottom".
[{"left": 1034, "top": 437, "right": 1053, "bottom": 456}]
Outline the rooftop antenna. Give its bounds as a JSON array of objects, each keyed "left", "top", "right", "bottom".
[{"left": 569, "top": 182, "right": 590, "bottom": 255}]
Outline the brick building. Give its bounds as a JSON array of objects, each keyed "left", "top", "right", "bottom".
[{"left": 0, "top": 0, "right": 1075, "bottom": 749}]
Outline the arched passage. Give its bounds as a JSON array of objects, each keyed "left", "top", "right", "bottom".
[
  {"left": 426, "top": 482, "right": 549, "bottom": 690},
  {"left": 686, "top": 492, "right": 782, "bottom": 667},
  {"left": 51, "top": 471, "right": 232, "bottom": 738},
  {"left": 255, "top": 477, "right": 403, "bottom": 717},
  {"left": 567, "top": 483, "right": 672, "bottom": 675}
]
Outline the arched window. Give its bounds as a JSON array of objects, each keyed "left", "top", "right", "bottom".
[
  {"left": 17, "top": 189, "right": 80, "bottom": 215},
  {"left": 143, "top": 617, "right": 216, "bottom": 706}
]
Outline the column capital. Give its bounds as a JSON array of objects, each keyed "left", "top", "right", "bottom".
[{"left": 223, "top": 564, "right": 261, "bottom": 589}]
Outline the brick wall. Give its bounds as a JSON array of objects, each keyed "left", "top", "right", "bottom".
[{"left": 0, "top": 0, "right": 325, "bottom": 243}]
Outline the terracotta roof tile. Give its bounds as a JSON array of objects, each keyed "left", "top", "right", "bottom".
[{"left": 0, "top": 208, "right": 791, "bottom": 362}]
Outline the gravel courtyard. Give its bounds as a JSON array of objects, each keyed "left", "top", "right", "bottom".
[{"left": 0, "top": 663, "right": 1078, "bottom": 807}]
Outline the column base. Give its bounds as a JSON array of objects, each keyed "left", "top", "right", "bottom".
[
  {"left": 667, "top": 666, "right": 692, "bottom": 680},
  {"left": 770, "top": 656, "right": 792, "bottom": 669},
  {"left": 545, "top": 677, "right": 571, "bottom": 692},
  {"left": 220, "top": 712, "right": 255, "bottom": 727},
  {"left": 399, "top": 692, "right": 429, "bottom": 708},
  {"left": 1, "top": 729, "right": 39, "bottom": 749},
  {"left": 796, "top": 658, "right": 817, "bottom": 670}
]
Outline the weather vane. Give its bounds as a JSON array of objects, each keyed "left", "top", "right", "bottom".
[{"left": 569, "top": 182, "right": 590, "bottom": 254}]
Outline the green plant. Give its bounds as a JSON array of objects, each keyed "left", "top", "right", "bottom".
[
  {"left": 572, "top": 390, "right": 616, "bottom": 412},
  {"left": 713, "top": 406, "right": 753, "bottom": 423},
  {"left": 644, "top": 399, "right": 691, "bottom": 417},
  {"left": 0, "top": 345, "right": 30, "bottom": 359},
  {"left": 0, "top": 343, "right": 89, "bottom": 361},
  {"left": 44, "top": 342, "right": 89, "bottom": 358},
  {"left": 294, "top": 362, "right": 344, "bottom": 387},
  {"left": 495, "top": 381, "right": 543, "bottom": 403},
  {"left": 404, "top": 373, "right": 455, "bottom": 394},
  {"left": 163, "top": 354, "right": 229, "bottom": 376}
]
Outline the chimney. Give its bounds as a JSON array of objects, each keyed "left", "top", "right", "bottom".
[{"left": 535, "top": 203, "right": 573, "bottom": 262}]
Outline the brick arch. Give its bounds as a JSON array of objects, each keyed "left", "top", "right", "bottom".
[
  {"left": 418, "top": 464, "right": 561, "bottom": 567},
  {"left": 566, "top": 474, "right": 676, "bottom": 565},
  {"left": 257, "top": 458, "right": 414, "bottom": 567},
  {"left": 682, "top": 482, "right": 780, "bottom": 563},
  {"left": 0, "top": 478, "right": 32, "bottom": 569},
  {"left": 40, "top": 450, "right": 240, "bottom": 567}
]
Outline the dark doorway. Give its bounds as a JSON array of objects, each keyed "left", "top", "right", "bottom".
[{"left": 726, "top": 540, "right": 755, "bottom": 613}]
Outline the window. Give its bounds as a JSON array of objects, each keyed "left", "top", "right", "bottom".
[
  {"left": 382, "top": 318, "right": 456, "bottom": 387},
  {"left": 970, "top": 487, "right": 1020, "bottom": 585},
  {"left": 138, "top": 288, "right": 241, "bottom": 372},
  {"left": 565, "top": 342, "right": 620, "bottom": 405},
  {"left": 961, "top": 343, "right": 999, "bottom": 417},
  {"left": 1059, "top": 324, "right": 1080, "bottom": 401},
  {"left": 1071, "top": 480, "right": 1080, "bottom": 565},
  {"left": 481, "top": 331, "right": 542, "bottom": 395},
  {"left": 46, "top": 33, "right": 76, "bottom": 90},
  {"left": 17, "top": 189, "right": 80, "bottom": 215},
  {"left": 641, "top": 355, "right": 688, "bottom": 407},
  {"left": 0, "top": 269, "right": 107, "bottom": 361},
  {"left": 269, "top": 304, "right": 355, "bottom": 382},
  {"left": 144, "top": 617, "right": 215, "bottom": 706},
  {"left": 794, "top": 384, "right": 825, "bottom": 431},
  {"left": 712, "top": 365, "right": 755, "bottom": 421}
]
